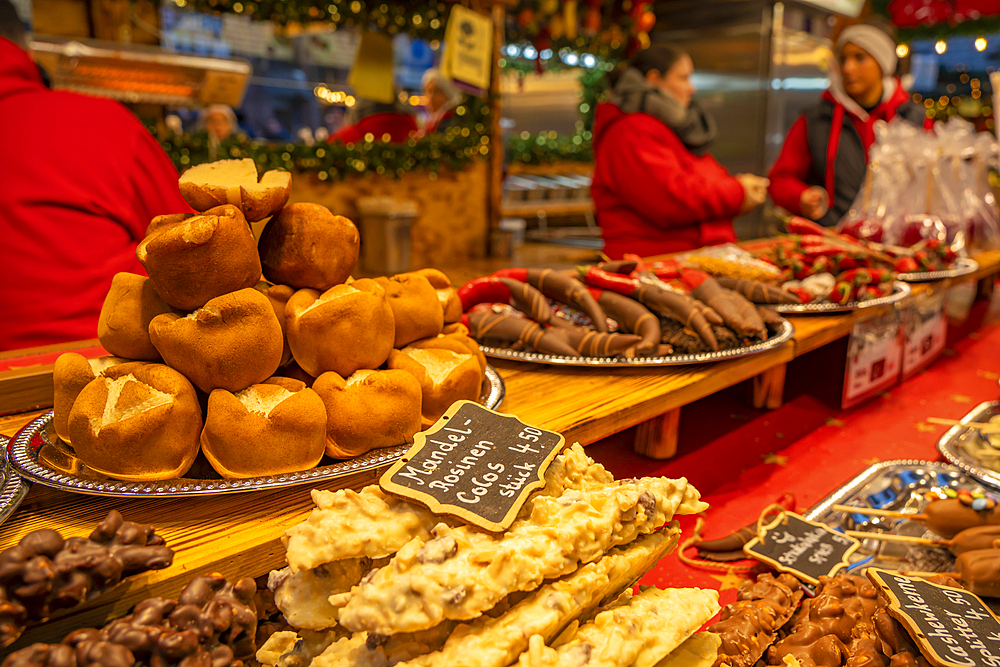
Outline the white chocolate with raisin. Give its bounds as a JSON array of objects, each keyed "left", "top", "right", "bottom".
[
  {"left": 393, "top": 530, "right": 678, "bottom": 667},
  {"left": 339, "top": 477, "right": 705, "bottom": 634},
  {"left": 653, "top": 634, "right": 722, "bottom": 667},
  {"left": 516, "top": 587, "right": 720, "bottom": 667},
  {"left": 283, "top": 444, "right": 612, "bottom": 572},
  {"left": 270, "top": 557, "right": 387, "bottom": 631}
]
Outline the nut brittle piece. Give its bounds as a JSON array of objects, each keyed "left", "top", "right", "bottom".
[
  {"left": 283, "top": 444, "right": 612, "bottom": 572},
  {"left": 394, "top": 529, "right": 678, "bottom": 667},
  {"left": 339, "top": 477, "right": 706, "bottom": 634},
  {"left": 516, "top": 587, "right": 720, "bottom": 667}
]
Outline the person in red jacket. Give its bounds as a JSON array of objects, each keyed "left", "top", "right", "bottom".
[
  {"left": 768, "top": 22, "right": 926, "bottom": 227},
  {"left": 329, "top": 96, "right": 417, "bottom": 144},
  {"left": 592, "top": 44, "right": 769, "bottom": 259},
  {"left": 0, "top": 3, "right": 192, "bottom": 352}
]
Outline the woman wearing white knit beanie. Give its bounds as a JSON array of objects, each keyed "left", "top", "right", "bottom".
[{"left": 767, "top": 21, "right": 928, "bottom": 227}]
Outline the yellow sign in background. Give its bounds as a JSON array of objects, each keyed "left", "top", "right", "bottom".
[{"left": 442, "top": 5, "right": 493, "bottom": 93}]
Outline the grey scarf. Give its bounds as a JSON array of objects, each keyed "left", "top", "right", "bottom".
[{"left": 610, "top": 67, "right": 717, "bottom": 156}]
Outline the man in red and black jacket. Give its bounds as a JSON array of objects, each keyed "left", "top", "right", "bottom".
[
  {"left": 0, "top": 1, "right": 192, "bottom": 352},
  {"left": 768, "top": 23, "right": 927, "bottom": 227}
]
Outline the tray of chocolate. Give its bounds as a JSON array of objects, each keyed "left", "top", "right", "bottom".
[
  {"left": 773, "top": 280, "right": 911, "bottom": 314},
  {"left": 897, "top": 256, "right": 980, "bottom": 283},
  {"left": 803, "top": 460, "right": 1000, "bottom": 599},
  {"left": 6, "top": 366, "right": 503, "bottom": 498},
  {"left": 0, "top": 434, "right": 28, "bottom": 527},
  {"left": 460, "top": 266, "right": 795, "bottom": 367},
  {"left": 936, "top": 400, "right": 1000, "bottom": 490}
]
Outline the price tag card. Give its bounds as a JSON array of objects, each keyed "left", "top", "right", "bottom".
[
  {"left": 743, "top": 512, "right": 860, "bottom": 586},
  {"left": 842, "top": 308, "right": 903, "bottom": 410},
  {"left": 380, "top": 400, "right": 565, "bottom": 532},
  {"left": 867, "top": 569, "right": 1000, "bottom": 667},
  {"left": 901, "top": 292, "right": 947, "bottom": 381}
]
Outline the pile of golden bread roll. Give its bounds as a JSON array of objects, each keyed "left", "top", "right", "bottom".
[{"left": 52, "top": 159, "right": 484, "bottom": 482}]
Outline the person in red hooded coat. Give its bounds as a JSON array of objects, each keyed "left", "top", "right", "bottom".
[
  {"left": 0, "top": 1, "right": 192, "bottom": 352},
  {"left": 768, "top": 22, "right": 927, "bottom": 226},
  {"left": 592, "top": 44, "right": 769, "bottom": 259}
]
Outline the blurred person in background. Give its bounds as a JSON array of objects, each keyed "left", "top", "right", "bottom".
[
  {"left": 768, "top": 21, "right": 926, "bottom": 226},
  {"left": 330, "top": 95, "right": 417, "bottom": 144},
  {"left": 421, "top": 69, "right": 463, "bottom": 135},
  {"left": 199, "top": 103, "right": 237, "bottom": 141},
  {"left": 0, "top": 0, "right": 191, "bottom": 351},
  {"left": 592, "top": 44, "right": 768, "bottom": 259}
]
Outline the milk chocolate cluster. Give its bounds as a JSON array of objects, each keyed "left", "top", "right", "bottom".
[
  {"left": 0, "top": 511, "right": 173, "bottom": 647},
  {"left": 1, "top": 573, "right": 257, "bottom": 667}
]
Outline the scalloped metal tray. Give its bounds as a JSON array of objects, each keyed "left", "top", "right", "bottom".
[
  {"left": 0, "top": 435, "right": 28, "bottom": 525},
  {"left": 804, "top": 459, "right": 990, "bottom": 578},
  {"left": 897, "top": 257, "right": 979, "bottom": 283},
  {"left": 6, "top": 366, "right": 505, "bottom": 497},
  {"left": 480, "top": 320, "right": 794, "bottom": 367},
  {"left": 936, "top": 401, "right": 1000, "bottom": 491},
  {"left": 774, "top": 281, "right": 911, "bottom": 315}
]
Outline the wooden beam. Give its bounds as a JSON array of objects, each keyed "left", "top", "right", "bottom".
[
  {"left": 486, "top": 2, "right": 505, "bottom": 255},
  {"left": 752, "top": 363, "right": 787, "bottom": 410}
]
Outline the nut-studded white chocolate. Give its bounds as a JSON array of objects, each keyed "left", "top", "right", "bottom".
[
  {"left": 339, "top": 478, "right": 705, "bottom": 635},
  {"left": 270, "top": 557, "right": 387, "bottom": 631},
  {"left": 393, "top": 530, "right": 678, "bottom": 667},
  {"left": 653, "top": 633, "right": 722, "bottom": 667},
  {"left": 516, "top": 587, "right": 720, "bottom": 667},
  {"left": 283, "top": 444, "right": 612, "bottom": 573}
]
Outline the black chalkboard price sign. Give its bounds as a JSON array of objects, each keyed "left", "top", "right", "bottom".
[
  {"left": 380, "top": 400, "right": 565, "bottom": 532},
  {"left": 743, "top": 511, "right": 860, "bottom": 586},
  {"left": 867, "top": 569, "right": 1000, "bottom": 667}
]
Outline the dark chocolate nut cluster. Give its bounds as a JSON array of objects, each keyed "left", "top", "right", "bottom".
[
  {"left": 1, "top": 573, "right": 258, "bottom": 667},
  {"left": 0, "top": 511, "right": 174, "bottom": 647}
]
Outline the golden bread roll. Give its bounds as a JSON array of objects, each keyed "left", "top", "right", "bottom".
[
  {"left": 374, "top": 273, "right": 444, "bottom": 348},
  {"left": 97, "top": 273, "right": 174, "bottom": 360},
  {"left": 406, "top": 267, "right": 463, "bottom": 325},
  {"left": 272, "top": 360, "right": 317, "bottom": 386},
  {"left": 408, "top": 331, "right": 487, "bottom": 374},
  {"left": 255, "top": 281, "right": 295, "bottom": 367},
  {"left": 284, "top": 279, "right": 394, "bottom": 378},
  {"left": 312, "top": 369, "right": 422, "bottom": 458},
  {"left": 52, "top": 354, "right": 135, "bottom": 445},
  {"left": 258, "top": 203, "right": 360, "bottom": 290},
  {"left": 136, "top": 204, "right": 261, "bottom": 311},
  {"left": 178, "top": 158, "right": 291, "bottom": 222},
  {"left": 408, "top": 267, "right": 451, "bottom": 289},
  {"left": 201, "top": 377, "right": 327, "bottom": 479},
  {"left": 388, "top": 347, "right": 481, "bottom": 426},
  {"left": 149, "top": 288, "right": 284, "bottom": 393},
  {"left": 67, "top": 363, "right": 202, "bottom": 481},
  {"left": 146, "top": 213, "right": 193, "bottom": 237}
]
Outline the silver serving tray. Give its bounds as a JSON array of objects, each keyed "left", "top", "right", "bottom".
[
  {"left": 804, "top": 459, "right": 990, "bottom": 577},
  {"left": 7, "top": 366, "right": 505, "bottom": 498},
  {"left": 481, "top": 320, "right": 794, "bottom": 367},
  {"left": 897, "top": 257, "right": 979, "bottom": 283},
  {"left": 775, "top": 281, "right": 911, "bottom": 315},
  {"left": 936, "top": 401, "right": 1000, "bottom": 490},
  {"left": 0, "top": 435, "right": 28, "bottom": 525}
]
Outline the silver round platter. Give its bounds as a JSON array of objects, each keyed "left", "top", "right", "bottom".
[
  {"left": 480, "top": 319, "right": 794, "bottom": 367},
  {"left": 0, "top": 435, "right": 29, "bottom": 526},
  {"left": 6, "top": 365, "right": 504, "bottom": 498},
  {"left": 775, "top": 281, "right": 911, "bottom": 314},
  {"left": 897, "top": 257, "right": 979, "bottom": 283}
]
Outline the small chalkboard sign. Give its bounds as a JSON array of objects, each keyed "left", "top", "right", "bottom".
[
  {"left": 380, "top": 400, "right": 565, "bottom": 532},
  {"left": 743, "top": 511, "right": 860, "bottom": 586},
  {"left": 867, "top": 569, "right": 1000, "bottom": 667}
]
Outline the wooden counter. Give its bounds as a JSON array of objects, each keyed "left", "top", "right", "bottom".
[{"left": 1, "top": 249, "right": 998, "bottom": 648}]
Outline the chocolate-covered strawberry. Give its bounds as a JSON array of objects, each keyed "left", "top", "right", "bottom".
[{"left": 456, "top": 276, "right": 554, "bottom": 325}]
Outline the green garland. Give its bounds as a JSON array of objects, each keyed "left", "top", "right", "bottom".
[
  {"left": 506, "top": 130, "right": 592, "bottom": 166},
  {"left": 872, "top": 0, "right": 1000, "bottom": 42},
  {"left": 175, "top": 0, "right": 451, "bottom": 33},
  {"left": 158, "top": 100, "right": 491, "bottom": 179}
]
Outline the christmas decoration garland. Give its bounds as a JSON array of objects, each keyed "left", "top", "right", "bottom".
[
  {"left": 873, "top": 0, "right": 1000, "bottom": 41},
  {"left": 158, "top": 100, "right": 491, "bottom": 178}
]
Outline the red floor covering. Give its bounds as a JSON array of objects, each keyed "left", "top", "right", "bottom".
[{"left": 585, "top": 307, "right": 1000, "bottom": 608}]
